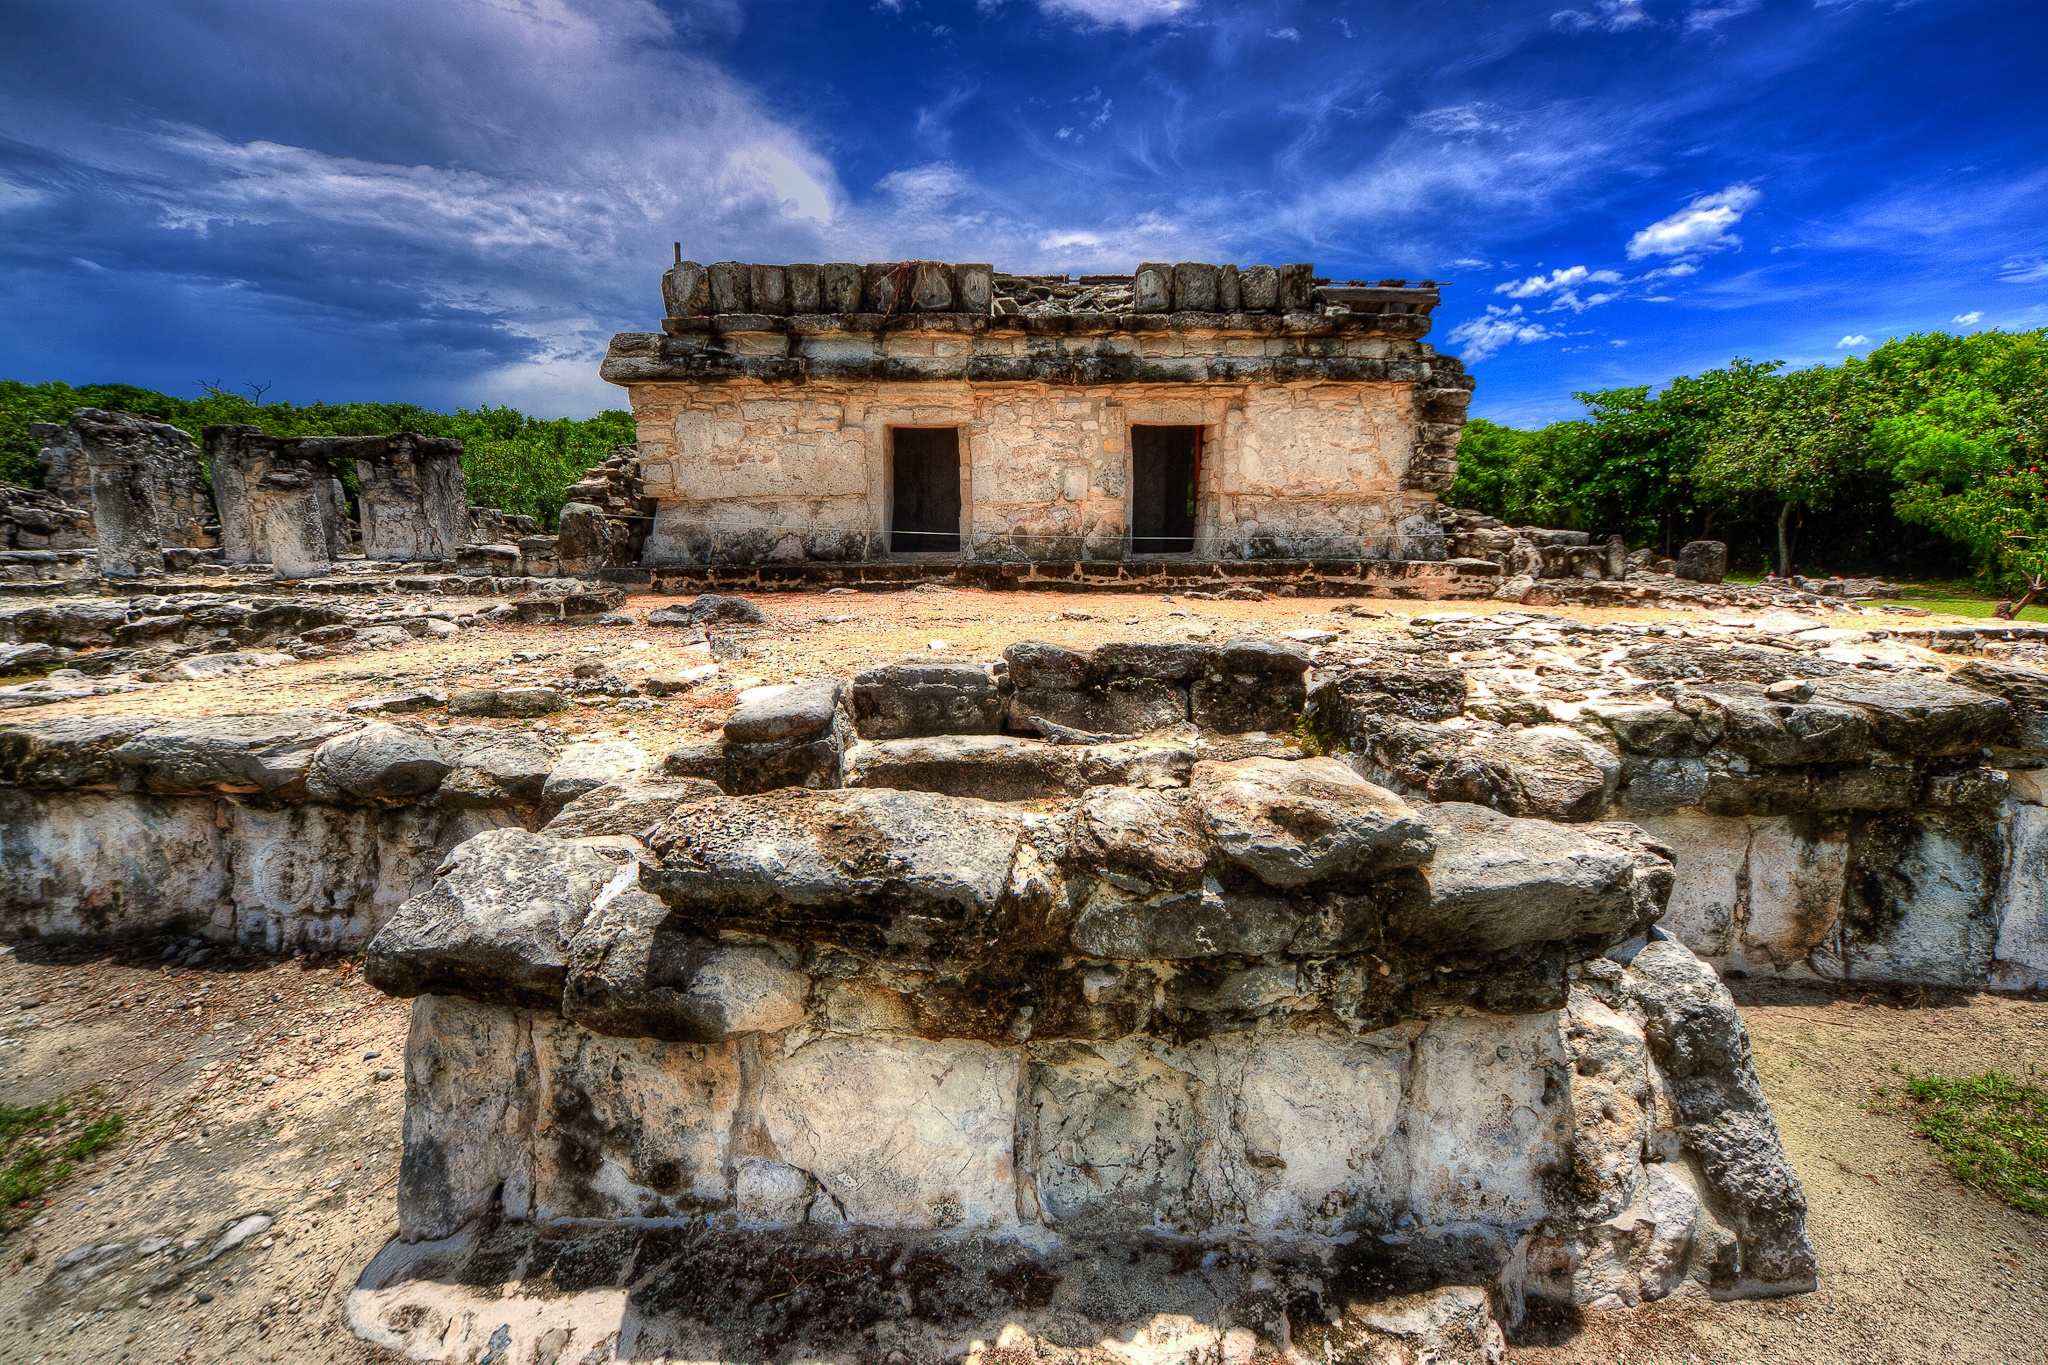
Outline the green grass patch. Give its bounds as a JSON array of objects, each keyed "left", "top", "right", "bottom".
[
  {"left": 1902, "top": 1070, "right": 2048, "bottom": 1216},
  {"left": 0, "top": 1093, "right": 125, "bottom": 1232}
]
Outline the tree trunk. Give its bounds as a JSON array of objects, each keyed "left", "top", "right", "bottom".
[
  {"left": 1995, "top": 574, "right": 2046, "bottom": 620},
  {"left": 1776, "top": 501, "right": 1797, "bottom": 577}
]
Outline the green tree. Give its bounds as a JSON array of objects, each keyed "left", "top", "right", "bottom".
[
  {"left": 1695, "top": 360, "right": 1877, "bottom": 576},
  {"left": 1873, "top": 330, "right": 2048, "bottom": 610}
]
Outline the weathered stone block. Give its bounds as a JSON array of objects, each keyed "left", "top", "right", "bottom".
[
  {"left": 1674, "top": 540, "right": 1728, "bottom": 583},
  {"left": 1195, "top": 756, "right": 1434, "bottom": 889},
  {"left": 850, "top": 662, "right": 1000, "bottom": 739}
]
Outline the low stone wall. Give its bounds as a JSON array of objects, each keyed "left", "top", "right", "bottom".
[{"left": 0, "top": 713, "right": 652, "bottom": 950}]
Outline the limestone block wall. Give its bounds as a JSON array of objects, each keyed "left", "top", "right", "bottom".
[
  {"left": 0, "top": 713, "right": 572, "bottom": 951},
  {"left": 630, "top": 378, "right": 1448, "bottom": 565}
]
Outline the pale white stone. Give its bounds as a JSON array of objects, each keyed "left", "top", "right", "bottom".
[{"left": 757, "top": 1035, "right": 1021, "bottom": 1231}]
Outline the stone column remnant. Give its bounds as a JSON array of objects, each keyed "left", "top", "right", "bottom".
[
  {"left": 30, "top": 423, "right": 93, "bottom": 525},
  {"left": 206, "top": 426, "right": 349, "bottom": 566},
  {"left": 661, "top": 260, "right": 710, "bottom": 318},
  {"left": 323, "top": 434, "right": 468, "bottom": 562},
  {"left": 249, "top": 462, "right": 338, "bottom": 579},
  {"left": 71, "top": 408, "right": 212, "bottom": 576}
]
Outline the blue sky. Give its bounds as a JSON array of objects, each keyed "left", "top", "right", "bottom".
[{"left": 1, "top": 0, "right": 2042, "bottom": 424}]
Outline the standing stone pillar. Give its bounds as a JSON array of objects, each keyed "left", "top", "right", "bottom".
[
  {"left": 72, "top": 409, "right": 189, "bottom": 577},
  {"left": 333, "top": 435, "right": 468, "bottom": 562},
  {"left": 31, "top": 424, "right": 94, "bottom": 536},
  {"left": 247, "top": 463, "right": 336, "bottom": 579},
  {"left": 554, "top": 502, "right": 617, "bottom": 577}
]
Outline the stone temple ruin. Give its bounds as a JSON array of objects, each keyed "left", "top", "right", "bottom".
[
  {"left": 602, "top": 258, "right": 1471, "bottom": 568},
  {"left": 7, "top": 260, "right": 2048, "bottom": 1363}
]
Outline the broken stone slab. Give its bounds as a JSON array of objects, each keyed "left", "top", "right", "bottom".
[
  {"left": 540, "top": 740, "right": 649, "bottom": 814},
  {"left": 849, "top": 661, "right": 1002, "bottom": 739},
  {"left": 435, "top": 729, "right": 560, "bottom": 809},
  {"left": 843, "top": 734, "right": 1193, "bottom": 800},
  {"left": 103, "top": 711, "right": 361, "bottom": 797},
  {"left": 1952, "top": 657, "right": 2048, "bottom": 763},
  {"left": 647, "top": 593, "right": 765, "bottom": 627},
  {"left": 363, "top": 828, "right": 635, "bottom": 1009},
  {"left": 542, "top": 773, "right": 723, "bottom": 839},
  {"left": 1345, "top": 717, "right": 1621, "bottom": 823},
  {"left": 447, "top": 686, "right": 564, "bottom": 718},
  {"left": 1395, "top": 802, "right": 1673, "bottom": 952},
  {"left": 1193, "top": 756, "right": 1435, "bottom": 888}
]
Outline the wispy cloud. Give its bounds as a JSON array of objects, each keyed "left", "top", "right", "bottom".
[
  {"left": 1449, "top": 304, "right": 1562, "bottom": 361},
  {"left": 1552, "top": 0, "right": 1653, "bottom": 34},
  {"left": 1627, "top": 182, "right": 1762, "bottom": 259},
  {"left": 1035, "top": 0, "right": 1196, "bottom": 29}
]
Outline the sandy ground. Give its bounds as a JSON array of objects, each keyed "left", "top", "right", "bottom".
[{"left": 4, "top": 585, "right": 2043, "bottom": 1363}]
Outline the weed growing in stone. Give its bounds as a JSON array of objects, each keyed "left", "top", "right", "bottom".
[
  {"left": 1903, "top": 1070, "right": 2048, "bottom": 1216},
  {"left": 0, "top": 1092, "right": 124, "bottom": 1232}
]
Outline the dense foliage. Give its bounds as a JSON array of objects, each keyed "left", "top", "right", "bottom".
[
  {"left": 0, "top": 381, "right": 636, "bottom": 528},
  {"left": 1452, "top": 329, "right": 2047, "bottom": 586}
]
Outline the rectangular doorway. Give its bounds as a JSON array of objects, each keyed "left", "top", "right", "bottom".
[
  {"left": 890, "top": 427, "right": 962, "bottom": 554},
  {"left": 1130, "top": 425, "right": 1200, "bottom": 555}
]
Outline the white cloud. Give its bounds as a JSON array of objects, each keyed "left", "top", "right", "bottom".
[
  {"left": 1837, "top": 334, "right": 1869, "bottom": 347},
  {"left": 1551, "top": 1, "right": 1652, "bottom": 34},
  {"left": 1268, "top": 26, "right": 1300, "bottom": 40},
  {"left": 1495, "top": 264, "right": 1624, "bottom": 311},
  {"left": 1036, "top": 0, "right": 1195, "bottom": 28},
  {"left": 1626, "top": 182, "right": 1761, "bottom": 259},
  {"left": 1953, "top": 310, "right": 1985, "bottom": 325},
  {"left": 1684, "top": 0, "right": 1761, "bottom": 31},
  {"left": 738, "top": 147, "right": 834, "bottom": 223},
  {"left": 1448, "top": 304, "right": 1561, "bottom": 361}
]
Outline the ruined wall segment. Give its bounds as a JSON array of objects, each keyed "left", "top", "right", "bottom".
[
  {"left": 71, "top": 408, "right": 213, "bottom": 575},
  {"left": 604, "top": 260, "right": 1473, "bottom": 566}
]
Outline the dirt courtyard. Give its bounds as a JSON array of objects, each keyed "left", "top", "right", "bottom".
[{"left": 2, "top": 584, "right": 2044, "bottom": 1364}]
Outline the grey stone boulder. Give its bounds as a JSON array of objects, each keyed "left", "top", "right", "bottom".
[
  {"left": 1009, "top": 680, "right": 1187, "bottom": 737},
  {"left": 540, "top": 740, "right": 648, "bottom": 813},
  {"left": 1396, "top": 803, "right": 1673, "bottom": 951},
  {"left": 346, "top": 688, "right": 448, "bottom": 716},
  {"left": 0, "top": 642, "right": 65, "bottom": 676},
  {"left": 1090, "top": 641, "right": 1209, "bottom": 681},
  {"left": 724, "top": 680, "right": 847, "bottom": 745},
  {"left": 644, "top": 787, "right": 1030, "bottom": 951},
  {"left": 1623, "top": 939, "right": 1818, "bottom": 1294},
  {"left": 306, "top": 722, "right": 450, "bottom": 804},
  {"left": 1069, "top": 786, "right": 1210, "bottom": 891},
  {"left": 1673, "top": 539, "right": 1729, "bottom": 583},
  {"left": 0, "top": 715, "right": 164, "bottom": 788},
  {"left": 1190, "top": 638, "right": 1310, "bottom": 734},
  {"left": 1193, "top": 757, "right": 1434, "bottom": 888},
  {"left": 1004, "top": 640, "right": 1090, "bottom": 690},
  {"left": 564, "top": 889, "right": 809, "bottom": 1041},
  {"left": 1343, "top": 717, "right": 1620, "bottom": 822},
  {"left": 364, "top": 828, "right": 632, "bottom": 1009},
  {"left": 850, "top": 662, "right": 1001, "bottom": 739},
  {"left": 1069, "top": 883, "right": 1301, "bottom": 960},
  {"left": 543, "top": 773, "right": 723, "bottom": 839},
  {"left": 1307, "top": 659, "right": 1469, "bottom": 742}
]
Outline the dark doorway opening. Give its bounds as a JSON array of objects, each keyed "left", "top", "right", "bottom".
[
  {"left": 1130, "top": 425, "right": 1200, "bottom": 555},
  {"left": 890, "top": 427, "right": 962, "bottom": 554}
]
